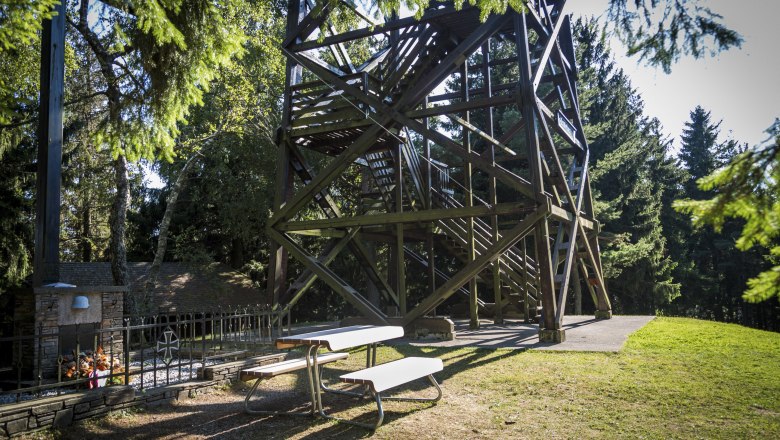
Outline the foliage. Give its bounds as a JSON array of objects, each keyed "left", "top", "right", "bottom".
[
  {"left": 667, "top": 106, "right": 776, "bottom": 328},
  {"left": 606, "top": 0, "right": 742, "bottom": 73},
  {"left": 128, "top": 1, "right": 286, "bottom": 270},
  {"left": 0, "top": 0, "right": 59, "bottom": 52},
  {"left": 0, "top": 139, "right": 35, "bottom": 294},
  {"left": 675, "top": 121, "right": 780, "bottom": 303},
  {"left": 67, "top": 0, "right": 247, "bottom": 162}
]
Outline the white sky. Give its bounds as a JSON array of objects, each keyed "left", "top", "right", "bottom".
[{"left": 568, "top": 0, "right": 780, "bottom": 150}]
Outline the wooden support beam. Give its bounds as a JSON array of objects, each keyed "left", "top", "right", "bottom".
[
  {"left": 268, "top": 228, "right": 388, "bottom": 323},
  {"left": 483, "top": 40, "right": 503, "bottom": 325},
  {"left": 34, "top": 0, "right": 66, "bottom": 286},
  {"left": 445, "top": 114, "right": 517, "bottom": 157},
  {"left": 280, "top": 227, "right": 360, "bottom": 310},
  {"left": 461, "top": 61, "right": 479, "bottom": 330},
  {"left": 402, "top": 208, "right": 546, "bottom": 325},
  {"left": 394, "top": 143, "right": 406, "bottom": 315},
  {"left": 532, "top": 0, "right": 571, "bottom": 91},
  {"left": 516, "top": 13, "right": 558, "bottom": 332},
  {"left": 277, "top": 202, "right": 531, "bottom": 231}
]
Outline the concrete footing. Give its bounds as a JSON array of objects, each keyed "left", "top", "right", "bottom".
[
  {"left": 595, "top": 310, "right": 613, "bottom": 319},
  {"left": 539, "top": 328, "right": 566, "bottom": 343}
]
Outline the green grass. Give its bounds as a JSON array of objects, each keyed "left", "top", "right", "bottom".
[{"left": 334, "top": 317, "right": 780, "bottom": 439}]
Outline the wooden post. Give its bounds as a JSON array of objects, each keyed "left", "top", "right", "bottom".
[
  {"left": 462, "top": 62, "right": 479, "bottom": 330},
  {"left": 424, "top": 98, "right": 436, "bottom": 300},
  {"left": 515, "top": 14, "right": 561, "bottom": 341},
  {"left": 267, "top": 0, "right": 304, "bottom": 306},
  {"left": 573, "top": 262, "right": 582, "bottom": 315},
  {"left": 395, "top": 142, "right": 406, "bottom": 316},
  {"left": 34, "top": 0, "right": 66, "bottom": 286},
  {"left": 482, "top": 40, "right": 503, "bottom": 325}
]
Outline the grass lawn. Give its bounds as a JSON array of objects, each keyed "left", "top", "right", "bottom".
[{"left": 25, "top": 317, "right": 780, "bottom": 439}]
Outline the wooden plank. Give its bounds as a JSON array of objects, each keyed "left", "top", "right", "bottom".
[
  {"left": 549, "top": 203, "right": 594, "bottom": 232},
  {"left": 289, "top": 7, "right": 465, "bottom": 52},
  {"left": 407, "top": 94, "right": 516, "bottom": 119}
]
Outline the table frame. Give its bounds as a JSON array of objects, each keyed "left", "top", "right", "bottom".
[{"left": 275, "top": 325, "right": 404, "bottom": 419}]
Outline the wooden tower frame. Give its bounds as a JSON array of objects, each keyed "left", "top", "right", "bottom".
[{"left": 266, "top": 0, "right": 612, "bottom": 342}]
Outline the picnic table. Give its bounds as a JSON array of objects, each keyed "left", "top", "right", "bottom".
[
  {"left": 275, "top": 325, "right": 404, "bottom": 414},
  {"left": 242, "top": 324, "right": 442, "bottom": 430}
]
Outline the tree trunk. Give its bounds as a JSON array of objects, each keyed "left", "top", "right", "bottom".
[
  {"left": 143, "top": 153, "right": 200, "bottom": 309},
  {"left": 230, "top": 238, "right": 244, "bottom": 269},
  {"left": 81, "top": 204, "right": 92, "bottom": 262},
  {"left": 109, "top": 156, "right": 130, "bottom": 287}
]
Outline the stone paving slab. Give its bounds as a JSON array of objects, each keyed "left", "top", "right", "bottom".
[{"left": 396, "top": 315, "right": 655, "bottom": 352}]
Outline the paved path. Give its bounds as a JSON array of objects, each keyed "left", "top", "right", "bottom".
[
  {"left": 396, "top": 315, "right": 655, "bottom": 352},
  {"left": 289, "top": 316, "right": 655, "bottom": 352}
]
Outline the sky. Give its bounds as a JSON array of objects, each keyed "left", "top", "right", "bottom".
[{"left": 568, "top": 0, "right": 780, "bottom": 151}]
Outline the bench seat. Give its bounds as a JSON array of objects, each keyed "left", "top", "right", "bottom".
[
  {"left": 340, "top": 357, "right": 443, "bottom": 393},
  {"left": 240, "top": 351, "right": 348, "bottom": 381},
  {"left": 242, "top": 351, "right": 349, "bottom": 416},
  {"left": 336, "top": 357, "right": 443, "bottom": 430}
]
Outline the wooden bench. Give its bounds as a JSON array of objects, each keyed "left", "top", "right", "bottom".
[
  {"left": 241, "top": 351, "right": 348, "bottom": 415},
  {"left": 338, "top": 357, "right": 443, "bottom": 430}
]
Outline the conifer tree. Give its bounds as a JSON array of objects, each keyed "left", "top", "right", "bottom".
[{"left": 575, "top": 18, "right": 680, "bottom": 313}]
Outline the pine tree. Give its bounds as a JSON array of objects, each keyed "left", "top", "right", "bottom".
[
  {"left": 675, "top": 120, "right": 780, "bottom": 329},
  {"left": 575, "top": 18, "right": 680, "bottom": 313},
  {"left": 679, "top": 106, "right": 721, "bottom": 195},
  {"left": 670, "top": 106, "right": 771, "bottom": 325}
]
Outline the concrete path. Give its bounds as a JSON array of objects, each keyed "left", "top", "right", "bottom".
[{"left": 396, "top": 315, "right": 655, "bottom": 352}]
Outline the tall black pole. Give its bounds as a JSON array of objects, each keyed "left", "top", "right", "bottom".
[{"left": 34, "top": 0, "right": 66, "bottom": 286}]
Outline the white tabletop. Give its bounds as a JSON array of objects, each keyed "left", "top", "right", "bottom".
[{"left": 276, "top": 325, "right": 404, "bottom": 351}]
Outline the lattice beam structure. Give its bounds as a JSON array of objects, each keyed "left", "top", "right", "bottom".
[{"left": 267, "top": 0, "right": 612, "bottom": 342}]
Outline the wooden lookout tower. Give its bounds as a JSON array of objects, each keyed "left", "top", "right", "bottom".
[{"left": 266, "top": 0, "right": 612, "bottom": 342}]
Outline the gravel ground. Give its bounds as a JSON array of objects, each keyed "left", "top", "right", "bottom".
[{"left": 1, "top": 358, "right": 218, "bottom": 405}]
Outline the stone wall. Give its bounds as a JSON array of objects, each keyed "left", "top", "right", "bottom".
[
  {"left": 0, "top": 352, "right": 285, "bottom": 437},
  {"left": 32, "top": 286, "right": 125, "bottom": 379}
]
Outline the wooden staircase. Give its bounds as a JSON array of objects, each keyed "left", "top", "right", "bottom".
[{"left": 360, "top": 134, "right": 543, "bottom": 321}]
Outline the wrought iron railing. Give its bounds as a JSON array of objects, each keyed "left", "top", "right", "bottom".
[{"left": 0, "top": 305, "right": 290, "bottom": 404}]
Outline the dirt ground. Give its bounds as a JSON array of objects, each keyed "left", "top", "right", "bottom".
[{"left": 22, "top": 373, "right": 467, "bottom": 440}]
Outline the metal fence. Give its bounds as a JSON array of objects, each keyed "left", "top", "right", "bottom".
[{"left": 0, "top": 306, "right": 290, "bottom": 404}]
